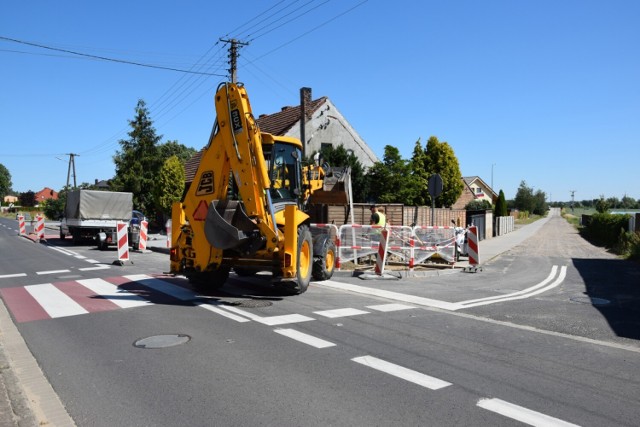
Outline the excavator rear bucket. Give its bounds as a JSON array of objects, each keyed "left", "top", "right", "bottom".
[
  {"left": 204, "top": 200, "right": 255, "bottom": 250},
  {"left": 307, "top": 166, "right": 351, "bottom": 205}
]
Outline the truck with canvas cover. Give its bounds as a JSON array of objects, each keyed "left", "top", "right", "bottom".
[{"left": 60, "top": 189, "right": 140, "bottom": 250}]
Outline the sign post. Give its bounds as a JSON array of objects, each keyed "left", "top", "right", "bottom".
[{"left": 428, "top": 174, "right": 443, "bottom": 225}]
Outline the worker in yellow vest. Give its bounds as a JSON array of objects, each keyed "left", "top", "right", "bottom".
[{"left": 369, "top": 205, "right": 386, "bottom": 228}]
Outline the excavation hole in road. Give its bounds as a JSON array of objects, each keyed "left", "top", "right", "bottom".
[
  {"left": 134, "top": 334, "right": 191, "bottom": 349},
  {"left": 569, "top": 296, "right": 611, "bottom": 306}
]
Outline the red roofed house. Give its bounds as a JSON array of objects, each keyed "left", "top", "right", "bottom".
[
  {"left": 34, "top": 187, "right": 58, "bottom": 205},
  {"left": 184, "top": 87, "right": 378, "bottom": 185}
]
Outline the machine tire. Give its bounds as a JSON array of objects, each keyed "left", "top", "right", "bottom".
[
  {"left": 312, "top": 235, "right": 336, "bottom": 281},
  {"left": 281, "top": 225, "right": 313, "bottom": 295},
  {"left": 188, "top": 266, "right": 230, "bottom": 293}
]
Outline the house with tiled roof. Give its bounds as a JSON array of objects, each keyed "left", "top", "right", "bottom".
[
  {"left": 34, "top": 187, "right": 58, "bottom": 206},
  {"left": 451, "top": 176, "right": 497, "bottom": 209},
  {"left": 184, "top": 87, "right": 378, "bottom": 184}
]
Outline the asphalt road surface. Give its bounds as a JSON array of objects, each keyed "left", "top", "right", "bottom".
[{"left": 0, "top": 213, "right": 638, "bottom": 426}]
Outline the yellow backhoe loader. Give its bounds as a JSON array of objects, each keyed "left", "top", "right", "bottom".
[{"left": 169, "top": 82, "right": 350, "bottom": 294}]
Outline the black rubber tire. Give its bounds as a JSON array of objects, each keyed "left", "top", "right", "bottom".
[
  {"left": 312, "top": 235, "right": 336, "bottom": 281},
  {"left": 280, "top": 225, "right": 313, "bottom": 295}
]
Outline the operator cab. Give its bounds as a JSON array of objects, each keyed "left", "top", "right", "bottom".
[{"left": 262, "top": 135, "right": 303, "bottom": 210}]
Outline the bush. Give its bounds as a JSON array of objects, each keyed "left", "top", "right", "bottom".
[{"left": 581, "top": 212, "right": 630, "bottom": 248}]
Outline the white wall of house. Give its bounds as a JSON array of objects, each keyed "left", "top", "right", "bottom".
[{"left": 286, "top": 99, "right": 378, "bottom": 167}]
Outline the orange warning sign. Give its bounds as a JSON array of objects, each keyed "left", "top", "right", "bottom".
[{"left": 193, "top": 200, "right": 209, "bottom": 221}]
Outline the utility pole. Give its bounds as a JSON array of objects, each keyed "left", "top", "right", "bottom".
[
  {"left": 219, "top": 38, "right": 249, "bottom": 83},
  {"left": 570, "top": 190, "right": 576, "bottom": 212},
  {"left": 66, "top": 153, "right": 79, "bottom": 189}
]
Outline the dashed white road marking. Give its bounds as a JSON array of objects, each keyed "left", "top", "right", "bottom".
[
  {"left": 352, "top": 355, "right": 451, "bottom": 390},
  {"left": 477, "top": 398, "right": 580, "bottom": 427},
  {"left": 36, "top": 269, "right": 71, "bottom": 275},
  {"left": 274, "top": 328, "right": 336, "bottom": 348},
  {"left": 366, "top": 303, "right": 415, "bottom": 312},
  {"left": 314, "top": 308, "right": 369, "bottom": 318},
  {"left": 0, "top": 273, "right": 27, "bottom": 279},
  {"left": 79, "top": 265, "right": 110, "bottom": 271},
  {"left": 220, "top": 305, "right": 315, "bottom": 326}
]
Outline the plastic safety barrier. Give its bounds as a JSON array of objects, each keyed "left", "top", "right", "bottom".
[
  {"left": 138, "top": 220, "right": 148, "bottom": 251},
  {"left": 116, "top": 221, "right": 129, "bottom": 263},
  {"left": 412, "top": 226, "right": 456, "bottom": 265},
  {"left": 17, "top": 215, "right": 26, "bottom": 236}
]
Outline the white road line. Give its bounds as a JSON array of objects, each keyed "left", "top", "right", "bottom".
[
  {"left": 274, "top": 328, "right": 336, "bottom": 348},
  {"left": 460, "top": 266, "right": 567, "bottom": 309},
  {"left": 317, "top": 280, "right": 462, "bottom": 311},
  {"left": 0, "top": 273, "right": 27, "bottom": 279},
  {"left": 36, "top": 269, "right": 71, "bottom": 275},
  {"left": 79, "top": 266, "right": 110, "bottom": 271},
  {"left": 25, "top": 283, "right": 88, "bottom": 318},
  {"left": 477, "top": 398, "right": 580, "bottom": 427},
  {"left": 220, "top": 305, "right": 315, "bottom": 326},
  {"left": 197, "top": 303, "right": 251, "bottom": 322},
  {"left": 85, "top": 259, "right": 100, "bottom": 264},
  {"left": 458, "top": 266, "right": 558, "bottom": 305},
  {"left": 48, "top": 246, "right": 75, "bottom": 256},
  {"left": 366, "top": 303, "right": 415, "bottom": 312},
  {"left": 314, "top": 308, "right": 369, "bottom": 318},
  {"left": 124, "top": 274, "right": 196, "bottom": 301},
  {"left": 77, "top": 278, "right": 150, "bottom": 308},
  {"left": 352, "top": 355, "right": 451, "bottom": 390}
]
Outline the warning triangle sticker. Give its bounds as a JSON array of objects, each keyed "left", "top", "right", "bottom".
[{"left": 193, "top": 200, "right": 209, "bottom": 221}]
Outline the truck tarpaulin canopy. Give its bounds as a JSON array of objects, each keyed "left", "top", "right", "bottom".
[{"left": 65, "top": 190, "right": 133, "bottom": 221}]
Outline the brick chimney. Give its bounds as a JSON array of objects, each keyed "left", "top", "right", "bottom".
[{"left": 300, "top": 87, "right": 312, "bottom": 120}]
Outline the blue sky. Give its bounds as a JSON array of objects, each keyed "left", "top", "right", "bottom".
[{"left": 1, "top": 1, "right": 638, "bottom": 203}]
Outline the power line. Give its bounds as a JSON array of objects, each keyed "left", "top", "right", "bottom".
[{"left": 0, "top": 35, "right": 226, "bottom": 76}]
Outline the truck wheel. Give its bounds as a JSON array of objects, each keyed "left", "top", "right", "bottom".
[
  {"left": 312, "top": 235, "right": 336, "bottom": 281},
  {"left": 188, "top": 266, "right": 230, "bottom": 293}
]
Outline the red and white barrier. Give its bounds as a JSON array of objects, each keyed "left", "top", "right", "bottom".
[
  {"left": 374, "top": 229, "right": 390, "bottom": 275},
  {"left": 35, "top": 215, "right": 45, "bottom": 240},
  {"left": 17, "top": 215, "right": 26, "bottom": 236},
  {"left": 138, "top": 220, "right": 148, "bottom": 251},
  {"left": 467, "top": 225, "right": 479, "bottom": 266},
  {"left": 116, "top": 221, "right": 129, "bottom": 263}
]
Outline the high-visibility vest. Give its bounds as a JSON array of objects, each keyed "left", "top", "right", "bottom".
[{"left": 377, "top": 212, "right": 386, "bottom": 227}]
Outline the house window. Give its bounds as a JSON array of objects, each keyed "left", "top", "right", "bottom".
[{"left": 320, "top": 143, "right": 332, "bottom": 152}]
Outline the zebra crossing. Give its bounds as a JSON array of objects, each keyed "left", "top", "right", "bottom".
[{"left": 0, "top": 274, "right": 417, "bottom": 324}]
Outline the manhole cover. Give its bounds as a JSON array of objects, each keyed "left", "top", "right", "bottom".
[
  {"left": 569, "top": 296, "right": 611, "bottom": 306},
  {"left": 226, "top": 300, "right": 273, "bottom": 308},
  {"left": 134, "top": 334, "right": 191, "bottom": 349}
]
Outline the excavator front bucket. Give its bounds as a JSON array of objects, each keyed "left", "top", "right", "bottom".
[
  {"left": 204, "top": 200, "right": 256, "bottom": 250},
  {"left": 307, "top": 166, "right": 351, "bottom": 205}
]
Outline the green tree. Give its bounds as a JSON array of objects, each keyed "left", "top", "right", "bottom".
[
  {"left": 154, "top": 155, "right": 185, "bottom": 216},
  {"left": 408, "top": 138, "right": 430, "bottom": 206},
  {"left": 159, "top": 140, "right": 196, "bottom": 164},
  {"left": 494, "top": 189, "right": 508, "bottom": 217},
  {"left": 41, "top": 198, "right": 65, "bottom": 220},
  {"left": 111, "top": 99, "right": 162, "bottom": 219},
  {"left": 364, "top": 145, "right": 416, "bottom": 204},
  {"left": 533, "top": 189, "right": 547, "bottom": 215},
  {"left": 423, "top": 136, "right": 463, "bottom": 207},
  {"left": 19, "top": 191, "right": 36, "bottom": 207},
  {"left": 514, "top": 180, "right": 535, "bottom": 213},
  {"left": 0, "top": 163, "right": 11, "bottom": 200},
  {"left": 595, "top": 196, "right": 610, "bottom": 213}
]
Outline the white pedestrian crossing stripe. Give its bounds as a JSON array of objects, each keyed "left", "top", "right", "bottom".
[{"left": 1, "top": 275, "right": 418, "bottom": 324}]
